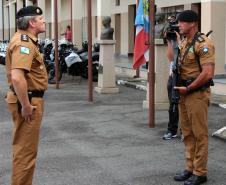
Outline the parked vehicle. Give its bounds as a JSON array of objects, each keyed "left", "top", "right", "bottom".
[
  {"left": 46, "top": 40, "right": 99, "bottom": 83},
  {"left": 0, "top": 40, "right": 9, "bottom": 65},
  {"left": 76, "top": 42, "right": 99, "bottom": 81}
]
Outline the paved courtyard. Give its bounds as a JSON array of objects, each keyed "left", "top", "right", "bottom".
[{"left": 0, "top": 65, "right": 226, "bottom": 185}]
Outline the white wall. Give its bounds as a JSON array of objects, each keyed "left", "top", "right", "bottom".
[
  {"left": 0, "top": 0, "right": 3, "bottom": 40},
  {"left": 202, "top": 0, "right": 226, "bottom": 74},
  {"left": 156, "top": 0, "right": 200, "bottom": 7},
  {"left": 45, "top": 0, "right": 52, "bottom": 23},
  {"left": 120, "top": 13, "right": 129, "bottom": 55}
]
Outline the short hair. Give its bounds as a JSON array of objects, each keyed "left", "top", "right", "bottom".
[{"left": 17, "top": 15, "right": 36, "bottom": 30}]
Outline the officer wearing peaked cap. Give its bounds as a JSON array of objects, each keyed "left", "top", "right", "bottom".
[
  {"left": 171, "top": 10, "right": 215, "bottom": 185},
  {"left": 5, "top": 5, "right": 47, "bottom": 185}
]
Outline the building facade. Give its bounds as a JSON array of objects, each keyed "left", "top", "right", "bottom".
[{"left": 0, "top": 0, "right": 225, "bottom": 75}]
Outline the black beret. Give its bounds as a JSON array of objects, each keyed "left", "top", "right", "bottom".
[
  {"left": 16, "top": 6, "right": 43, "bottom": 19},
  {"left": 177, "top": 10, "right": 198, "bottom": 22}
]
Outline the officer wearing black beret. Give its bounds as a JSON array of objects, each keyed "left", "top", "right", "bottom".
[
  {"left": 16, "top": 5, "right": 43, "bottom": 19},
  {"left": 171, "top": 9, "right": 215, "bottom": 185},
  {"left": 5, "top": 5, "right": 47, "bottom": 185},
  {"left": 177, "top": 10, "right": 198, "bottom": 22}
]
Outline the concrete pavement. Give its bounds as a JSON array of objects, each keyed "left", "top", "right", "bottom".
[{"left": 0, "top": 65, "right": 226, "bottom": 185}]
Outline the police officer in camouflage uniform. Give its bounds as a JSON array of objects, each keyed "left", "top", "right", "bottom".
[
  {"left": 172, "top": 10, "right": 215, "bottom": 185},
  {"left": 5, "top": 6, "right": 47, "bottom": 185}
]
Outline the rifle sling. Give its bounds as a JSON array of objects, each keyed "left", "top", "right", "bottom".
[{"left": 180, "top": 32, "right": 200, "bottom": 67}]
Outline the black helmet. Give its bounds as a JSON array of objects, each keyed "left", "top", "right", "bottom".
[
  {"left": 82, "top": 41, "right": 88, "bottom": 51},
  {"left": 93, "top": 43, "right": 100, "bottom": 52}
]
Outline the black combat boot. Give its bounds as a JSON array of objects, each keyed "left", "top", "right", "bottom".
[
  {"left": 174, "top": 170, "right": 193, "bottom": 181},
  {"left": 184, "top": 174, "right": 207, "bottom": 185}
]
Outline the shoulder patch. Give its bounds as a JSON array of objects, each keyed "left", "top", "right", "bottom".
[
  {"left": 20, "top": 46, "right": 30, "bottom": 54},
  {"left": 200, "top": 45, "right": 209, "bottom": 55},
  {"left": 202, "top": 47, "right": 209, "bottom": 54},
  {"left": 189, "top": 46, "right": 194, "bottom": 53},
  {"left": 21, "top": 34, "right": 29, "bottom": 42}
]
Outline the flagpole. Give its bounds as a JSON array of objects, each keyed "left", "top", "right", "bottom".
[
  {"left": 70, "top": 0, "right": 73, "bottom": 41},
  {"left": 54, "top": 0, "right": 59, "bottom": 89},
  {"left": 87, "top": 0, "right": 93, "bottom": 102},
  {"left": 135, "top": 0, "right": 140, "bottom": 78},
  {"left": 148, "top": 0, "right": 155, "bottom": 127}
]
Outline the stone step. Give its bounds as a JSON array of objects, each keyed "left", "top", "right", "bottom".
[
  {"left": 115, "top": 65, "right": 226, "bottom": 105},
  {"left": 211, "top": 78, "right": 226, "bottom": 95},
  {"left": 115, "top": 64, "right": 147, "bottom": 79}
]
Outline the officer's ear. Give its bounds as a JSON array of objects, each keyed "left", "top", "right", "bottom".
[
  {"left": 28, "top": 20, "right": 35, "bottom": 29},
  {"left": 28, "top": 17, "right": 38, "bottom": 28},
  {"left": 190, "top": 21, "right": 198, "bottom": 28}
]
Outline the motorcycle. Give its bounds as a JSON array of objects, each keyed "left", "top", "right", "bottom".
[
  {"left": 48, "top": 40, "right": 76, "bottom": 83},
  {"left": 76, "top": 42, "right": 99, "bottom": 82},
  {"left": 45, "top": 40, "right": 99, "bottom": 83},
  {"left": 0, "top": 40, "right": 9, "bottom": 65}
]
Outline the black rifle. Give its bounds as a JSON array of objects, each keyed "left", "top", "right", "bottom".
[{"left": 171, "top": 40, "right": 180, "bottom": 112}]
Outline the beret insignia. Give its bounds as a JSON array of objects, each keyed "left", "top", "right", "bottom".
[{"left": 36, "top": 8, "right": 40, "bottom": 14}]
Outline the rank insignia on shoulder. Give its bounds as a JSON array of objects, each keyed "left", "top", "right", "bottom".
[
  {"left": 21, "top": 34, "right": 29, "bottom": 42},
  {"left": 197, "top": 35, "right": 205, "bottom": 43},
  {"left": 20, "top": 46, "right": 30, "bottom": 54}
]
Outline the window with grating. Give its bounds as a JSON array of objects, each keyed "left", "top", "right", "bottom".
[
  {"left": 161, "top": 5, "right": 184, "bottom": 20},
  {"left": 116, "top": 0, "right": 120, "bottom": 6}
]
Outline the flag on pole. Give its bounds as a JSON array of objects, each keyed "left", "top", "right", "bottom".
[{"left": 133, "top": 0, "right": 150, "bottom": 69}]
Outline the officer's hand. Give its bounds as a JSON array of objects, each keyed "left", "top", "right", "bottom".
[
  {"left": 22, "top": 105, "right": 37, "bottom": 123},
  {"left": 174, "top": 31, "right": 182, "bottom": 45},
  {"left": 174, "top": 86, "right": 187, "bottom": 95},
  {"left": 166, "top": 43, "right": 174, "bottom": 61}
]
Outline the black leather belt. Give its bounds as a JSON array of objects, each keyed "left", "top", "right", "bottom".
[
  {"left": 180, "top": 78, "right": 212, "bottom": 93},
  {"left": 29, "top": 91, "right": 44, "bottom": 98},
  {"left": 180, "top": 79, "right": 194, "bottom": 87},
  {"left": 10, "top": 86, "right": 44, "bottom": 98}
]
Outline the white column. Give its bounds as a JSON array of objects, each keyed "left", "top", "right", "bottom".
[
  {"left": 97, "top": 0, "right": 111, "bottom": 16},
  {"left": 95, "top": 40, "right": 119, "bottom": 94},
  {"left": 17, "top": 0, "right": 24, "bottom": 11},
  {"left": 201, "top": 0, "right": 226, "bottom": 75},
  {"left": 96, "top": 0, "right": 111, "bottom": 39},
  {"left": 37, "top": 0, "right": 46, "bottom": 39},
  {"left": 58, "top": 0, "right": 61, "bottom": 38},
  {"left": 4, "top": 6, "right": 9, "bottom": 40},
  {"left": 0, "top": 0, "right": 3, "bottom": 40},
  {"left": 51, "top": 0, "right": 61, "bottom": 38},
  {"left": 143, "top": 39, "right": 169, "bottom": 110},
  {"left": 9, "top": 2, "right": 16, "bottom": 38},
  {"left": 37, "top": 0, "right": 46, "bottom": 18},
  {"left": 72, "top": 0, "right": 84, "bottom": 47},
  {"left": 26, "top": 0, "right": 33, "bottom": 6}
]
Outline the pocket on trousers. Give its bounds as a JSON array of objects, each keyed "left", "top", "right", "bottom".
[
  {"left": 5, "top": 91, "right": 18, "bottom": 103},
  {"left": 5, "top": 91, "right": 18, "bottom": 113}
]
